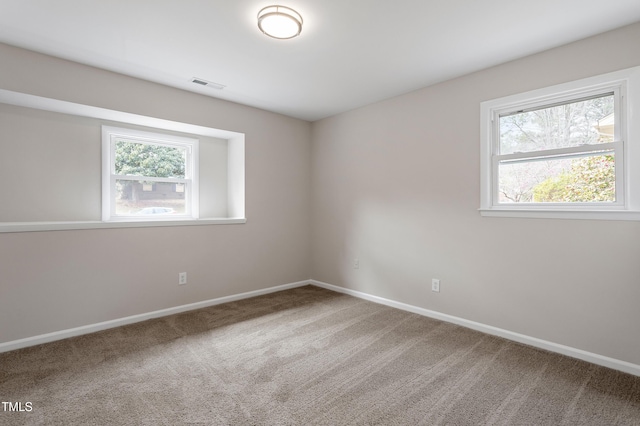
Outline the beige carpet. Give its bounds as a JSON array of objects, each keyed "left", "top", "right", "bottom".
[{"left": 1, "top": 285, "right": 639, "bottom": 425}]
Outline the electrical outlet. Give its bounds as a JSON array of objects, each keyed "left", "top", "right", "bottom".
[
  {"left": 431, "top": 278, "right": 440, "bottom": 293},
  {"left": 354, "top": 258, "right": 360, "bottom": 269},
  {"left": 179, "top": 272, "right": 187, "bottom": 285}
]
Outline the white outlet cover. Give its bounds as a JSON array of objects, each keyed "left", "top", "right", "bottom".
[{"left": 431, "top": 279, "right": 440, "bottom": 292}]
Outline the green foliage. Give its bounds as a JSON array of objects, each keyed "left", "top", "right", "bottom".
[
  {"left": 532, "top": 155, "right": 615, "bottom": 203},
  {"left": 498, "top": 94, "right": 614, "bottom": 203},
  {"left": 115, "top": 141, "right": 185, "bottom": 178}
]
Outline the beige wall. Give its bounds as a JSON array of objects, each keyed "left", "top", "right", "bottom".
[
  {"left": 2, "top": 23, "right": 640, "bottom": 367},
  {"left": 0, "top": 43, "right": 312, "bottom": 343},
  {"left": 0, "top": 104, "right": 230, "bottom": 221},
  {"left": 0, "top": 104, "right": 102, "bottom": 221},
  {"left": 311, "top": 23, "right": 640, "bottom": 365}
]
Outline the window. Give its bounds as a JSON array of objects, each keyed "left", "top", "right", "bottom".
[
  {"left": 102, "top": 126, "right": 199, "bottom": 221},
  {"left": 0, "top": 89, "right": 245, "bottom": 232},
  {"left": 480, "top": 66, "right": 640, "bottom": 220},
  {"left": 497, "top": 90, "right": 621, "bottom": 205}
]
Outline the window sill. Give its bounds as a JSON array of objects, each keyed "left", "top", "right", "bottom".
[
  {"left": 0, "top": 218, "right": 247, "bottom": 233},
  {"left": 479, "top": 208, "right": 640, "bottom": 221}
]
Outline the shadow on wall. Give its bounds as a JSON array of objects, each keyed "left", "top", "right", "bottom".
[{"left": 338, "top": 198, "right": 488, "bottom": 305}]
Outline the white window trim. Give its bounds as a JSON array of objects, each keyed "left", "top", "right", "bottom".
[
  {"left": 480, "top": 66, "right": 640, "bottom": 221},
  {"left": 0, "top": 218, "right": 247, "bottom": 234},
  {"left": 102, "top": 126, "right": 199, "bottom": 222}
]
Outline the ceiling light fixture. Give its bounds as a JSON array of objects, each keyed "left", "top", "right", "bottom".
[{"left": 257, "top": 5, "right": 303, "bottom": 39}]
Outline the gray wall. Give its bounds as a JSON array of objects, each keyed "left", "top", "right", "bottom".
[
  {"left": 0, "top": 43, "right": 312, "bottom": 343},
  {"left": 310, "top": 23, "right": 640, "bottom": 365},
  {"left": 2, "top": 23, "right": 640, "bottom": 368},
  {"left": 0, "top": 104, "right": 230, "bottom": 221}
]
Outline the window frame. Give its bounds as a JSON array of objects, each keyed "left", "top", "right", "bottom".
[
  {"left": 102, "top": 126, "right": 199, "bottom": 222},
  {"left": 480, "top": 66, "right": 640, "bottom": 221}
]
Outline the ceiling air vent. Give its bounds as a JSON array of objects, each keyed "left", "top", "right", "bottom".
[{"left": 191, "top": 77, "right": 225, "bottom": 90}]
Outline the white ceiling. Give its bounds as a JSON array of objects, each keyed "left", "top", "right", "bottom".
[{"left": 0, "top": 1, "right": 639, "bottom": 122}]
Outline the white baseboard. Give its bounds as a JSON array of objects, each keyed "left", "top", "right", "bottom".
[
  {"left": 310, "top": 280, "right": 640, "bottom": 377},
  {"left": 0, "top": 280, "right": 310, "bottom": 353},
  {"left": 4, "top": 278, "right": 639, "bottom": 377}
]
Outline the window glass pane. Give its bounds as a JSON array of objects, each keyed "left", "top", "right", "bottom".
[
  {"left": 115, "top": 180, "right": 186, "bottom": 215},
  {"left": 499, "top": 94, "right": 614, "bottom": 155},
  {"left": 115, "top": 139, "right": 186, "bottom": 178},
  {"left": 498, "top": 154, "right": 615, "bottom": 203}
]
